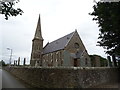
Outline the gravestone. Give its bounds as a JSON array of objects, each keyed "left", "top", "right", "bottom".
[
  {"left": 14, "top": 60, "right": 15, "bottom": 66},
  {"left": 118, "top": 60, "right": 120, "bottom": 68},
  {"left": 107, "top": 56, "right": 112, "bottom": 67},
  {"left": 23, "top": 58, "right": 26, "bottom": 66},
  {"left": 18, "top": 57, "right": 20, "bottom": 66},
  {"left": 112, "top": 54, "right": 117, "bottom": 67}
]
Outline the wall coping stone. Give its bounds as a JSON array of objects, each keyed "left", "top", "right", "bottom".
[{"left": 8, "top": 66, "right": 119, "bottom": 70}]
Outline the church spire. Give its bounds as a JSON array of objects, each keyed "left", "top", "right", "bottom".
[
  {"left": 30, "top": 14, "right": 44, "bottom": 66},
  {"left": 34, "top": 14, "right": 43, "bottom": 40}
]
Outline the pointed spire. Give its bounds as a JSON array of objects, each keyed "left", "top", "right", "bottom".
[
  {"left": 34, "top": 14, "right": 43, "bottom": 40},
  {"left": 75, "top": 29, "right": 77, "bottom": 31}
]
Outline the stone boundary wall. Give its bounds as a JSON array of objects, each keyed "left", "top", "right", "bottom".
[{"left": 4, "top": 67, "right": 119, "bottom": 88}]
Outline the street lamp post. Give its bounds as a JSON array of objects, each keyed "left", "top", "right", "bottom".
[{"left": 7, "top": 48, "right": 12, "bottom": 66}]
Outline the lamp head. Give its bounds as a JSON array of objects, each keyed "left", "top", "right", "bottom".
[{"left": 7, "top": 48, "right": 10, "bottom": 50}]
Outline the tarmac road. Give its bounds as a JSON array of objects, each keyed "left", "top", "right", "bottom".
[
  {"left": 0, "top": 69, "right": 2, "bottom": 90},
  {"left": 1, "top": 69, "right": 27, "bottom": 89}
]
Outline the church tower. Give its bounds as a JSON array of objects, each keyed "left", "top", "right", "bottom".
[{"left": 30, "top": 15, "right": 43, "bottom": 66}]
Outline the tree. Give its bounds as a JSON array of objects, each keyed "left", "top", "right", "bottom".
[
  {"left": 90, "top": 2, "right": 120, "bottom": 56},
  {"left": 0, "top": 0, "right": 23, "bottom": 20},
  {"left": 0, "top": 60, "right": 6, "bottom": 66}
]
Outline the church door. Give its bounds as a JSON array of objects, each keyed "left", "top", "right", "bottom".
[{"left": 74, "top": 59, "right": 78, "bottom": 67}]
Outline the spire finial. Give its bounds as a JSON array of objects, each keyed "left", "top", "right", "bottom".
[{"left": 38, "top": 14, "right": 40, "bottom": 24}]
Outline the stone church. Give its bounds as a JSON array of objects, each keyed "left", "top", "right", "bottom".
[{"left": 30, "top": 15, "right": 91, "bottom": 67}]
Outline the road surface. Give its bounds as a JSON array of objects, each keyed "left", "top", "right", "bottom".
[
  {"left": 1, "top": 69, "right": 28, "bottom": 89},
  {"left": 0, "top": 69, "right": 2, "bottom": 90}
]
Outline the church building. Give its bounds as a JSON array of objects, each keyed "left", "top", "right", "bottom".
[{"left": 30, "top": 15, "right": 91, "bottom": 67}]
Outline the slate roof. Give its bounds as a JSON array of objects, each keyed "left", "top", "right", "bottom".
[{"left": 43, "top": 31, "right": 75, "bottom": 54}]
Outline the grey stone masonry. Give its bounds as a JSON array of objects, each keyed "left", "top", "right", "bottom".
[{"left": 4, "top": 67, "right": 119, "bottom": 88}]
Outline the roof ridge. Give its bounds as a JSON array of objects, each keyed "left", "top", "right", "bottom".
[
  {"left": 43, "top": 42, "right": 49, "bottom": 49},
  {"left": 48, "top": 31, "right": 75, "bottom": 44},
  {"left": 64, "top": 31, "right": 75, "bottom": 48},
  {"left": 43, "top": 31, "right": 75, "bottom": 54}
]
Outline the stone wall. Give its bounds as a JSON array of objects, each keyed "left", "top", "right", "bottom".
[{"left": 4, "top": 67, "right": 119, "bottom": 88}]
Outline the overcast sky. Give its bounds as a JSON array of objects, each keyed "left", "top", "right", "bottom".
[{"left": 0, "top": 0, "right": 107, "bottom": 64}]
